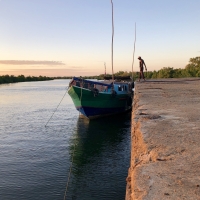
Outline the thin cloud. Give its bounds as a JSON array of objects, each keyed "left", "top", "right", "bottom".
[
  {"left": 0, "top": 68, "right": 96, "bottom": 76},
  {"left": 69, "top": 66, "right": 83, "bottom": 69},
  {"left": 0, "top": 60, "right": 65, "bottom": 65}
]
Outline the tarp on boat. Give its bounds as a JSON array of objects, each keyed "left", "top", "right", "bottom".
[{"left": 73, "top": 77, "right": 113, "bottom": 88}]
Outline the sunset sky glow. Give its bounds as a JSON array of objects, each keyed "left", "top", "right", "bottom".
[{"left": 0, "top": 0, "right": 200, "bottom": 77}]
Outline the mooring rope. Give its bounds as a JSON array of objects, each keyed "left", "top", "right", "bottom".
[
  {"left": 79, "top": 79, "right": 84, "bottom": 116},
  {"left": 45, "top": 87, "right": 69, "bottom": 127},
  {"left": 63, "top": 142, "right": 76, "bottom": 200}
]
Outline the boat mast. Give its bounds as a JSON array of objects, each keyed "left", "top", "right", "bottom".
[
  {"left": 111, "top": 0, "right": 114, "bottom": 82},
  {"left": 131, "top": 23, "right": 136, "bottom": 80},
  {"left": 104, "top": 62, "right": 106, "bottom": 76}
]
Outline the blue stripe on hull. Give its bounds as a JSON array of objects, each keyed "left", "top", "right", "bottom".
[{"left": 76, "top": 106, "right": 130, "bottom": 119}]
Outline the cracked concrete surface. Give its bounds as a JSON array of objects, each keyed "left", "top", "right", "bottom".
[{"left": 126, "top": 78, "right": 200, "bottom": 200}]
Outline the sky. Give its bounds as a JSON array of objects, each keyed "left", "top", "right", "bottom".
[{"left": 0, "top": 0, "right": 200, "bottom": 77}]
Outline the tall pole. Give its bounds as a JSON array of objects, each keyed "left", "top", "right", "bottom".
[
  {"left": 111, "top": 0, "right": 114, "bottom": 82},
  {"left": 131, "top": 23, "right": 136, "bottom": 80}
]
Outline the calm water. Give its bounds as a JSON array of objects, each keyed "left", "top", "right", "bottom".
[{"left": 0, "top": 79, "right": 131, "bottom": 200}]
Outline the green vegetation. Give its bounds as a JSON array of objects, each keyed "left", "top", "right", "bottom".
[
  {"left": 1, "top": 57, "right": 200, "bottom": 84},
  {"left": 0, "top": 75, "right": 53, "bottom": 84},
  {"left": 98, "top": 56, "right": 200, "bottom": 80}
]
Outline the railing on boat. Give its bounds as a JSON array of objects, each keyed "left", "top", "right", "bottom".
[
  {"left": 69, "top": 77, "right": 134, "bottom": 94},
  {"left": 69, "top": 77, "right": 113, "bottom": 91}
]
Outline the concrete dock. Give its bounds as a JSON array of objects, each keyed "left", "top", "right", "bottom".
[{"left": 126, "top": 78, "right": 200, "bottom": 200}]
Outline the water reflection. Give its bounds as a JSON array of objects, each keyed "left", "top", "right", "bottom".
[{"left": 67, "top": 112, "right": 131, "bottom": 200}]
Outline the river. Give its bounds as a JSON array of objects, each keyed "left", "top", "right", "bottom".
[{"left": 0, "top": 79, "right": 131, "bottom": 200}]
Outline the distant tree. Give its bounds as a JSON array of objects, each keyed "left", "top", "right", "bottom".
[
  {"left": 157, "top": 67, "right": 174, "bottom": 78},
  {"left": 17, "top": 75, "right": 25, "bottom": 82},
  {"left": 146, "top": 71, "right": 154, "bottom": 79},
  {"left": 115, "top": 71, "right": 125, "bottom": 76},
  {"left": 185, "top": 57, "right": 200, "bottom": 77}
]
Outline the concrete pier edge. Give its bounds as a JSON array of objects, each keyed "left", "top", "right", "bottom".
[{"left": 126, "top": 78, "right": 200, "bottom": 200}]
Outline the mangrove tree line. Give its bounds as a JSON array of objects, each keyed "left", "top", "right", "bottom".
[
  {"left": 99, "top": 56, "right": 200, "bottom": 80},
  {"left": 0, "top": 75, "right": 53, "bottom": 84},
  {"left": 1, "top": 56, "right": 199, "bottom": 84}
]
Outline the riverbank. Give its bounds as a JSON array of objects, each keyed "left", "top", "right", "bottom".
[
  {"left": 0, "top": 75, "right": 54, "bottom": 84},
  {"left": 126, "top": 78, "right": 200, "bottom": 200}
]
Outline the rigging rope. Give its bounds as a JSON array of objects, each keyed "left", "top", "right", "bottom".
[
  {"left": 131, "top": 23, "right": 136, "bottom": 80},
  {"left": 45, "top": 87, "right": 69, "bottom": 127},
  {"left": 111, "top": 0, "right": 114, "bottom": 84}
]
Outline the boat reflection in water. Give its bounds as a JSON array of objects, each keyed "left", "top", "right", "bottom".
[{"left": 66, "top": 112, "right": 131, "bottom": 200}]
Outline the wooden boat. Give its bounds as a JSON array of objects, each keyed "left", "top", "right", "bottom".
[
  {"left": 68, "top": 0, "right": 135, "bottom": 119},
  {"left": 68, "top": 76, "right": 134, "bottom": 119}
]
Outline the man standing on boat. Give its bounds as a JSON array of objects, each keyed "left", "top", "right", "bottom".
[{"left": 138, "top": 56, "right": 147, "bottom": 81}]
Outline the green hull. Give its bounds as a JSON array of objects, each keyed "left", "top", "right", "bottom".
[{"left": 68, "top": 86, "right": 132, "bottom": 118}]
